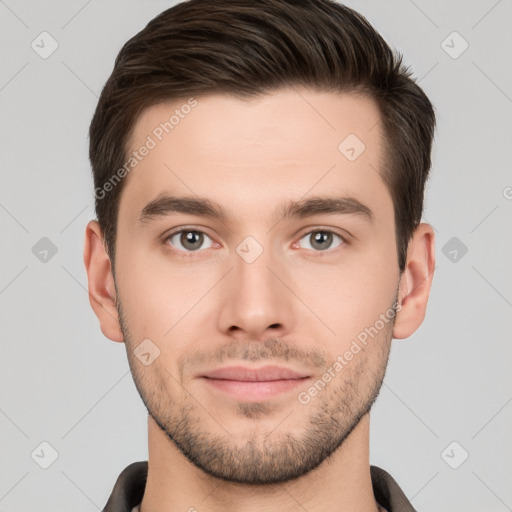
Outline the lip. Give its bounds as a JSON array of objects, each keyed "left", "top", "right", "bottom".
[
  {"left": 200, "top": 365, "right": 311, "bottom": 401},
  {"left": 202, "top": 365, "right": 308, "bottom": 381}
]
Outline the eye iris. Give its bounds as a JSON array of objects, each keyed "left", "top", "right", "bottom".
[
  {"left": 181, "top": 231, "right": 203, "bottom": 251},
  {"left": 311, "top": 231, "right": 332, "bottom": 251}
]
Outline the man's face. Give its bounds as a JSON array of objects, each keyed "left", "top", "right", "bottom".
[{"left": 114, "top": 87, "right": 401, "bottom": 484}]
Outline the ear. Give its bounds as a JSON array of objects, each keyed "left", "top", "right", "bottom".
[
  {"left": 393, "top": 222, "right": 436, "bottom": 339},
  {"left": 83, "top": 220, "right": 124, "bottom": 343}
]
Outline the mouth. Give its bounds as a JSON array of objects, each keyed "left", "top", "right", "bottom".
[{"left": 200, "top": 365, "right": 311, "bottom": 401}]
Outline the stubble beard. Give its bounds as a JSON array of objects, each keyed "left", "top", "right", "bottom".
[{"left": 118, "top": 300, "right": 396, "bottom": 485}]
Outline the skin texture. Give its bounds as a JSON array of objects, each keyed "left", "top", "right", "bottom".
[{"left": 84, "top": 86, "right": 435, "bottom": 512}]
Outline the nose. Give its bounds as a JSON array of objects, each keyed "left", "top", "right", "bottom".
[{"left": 216, "top": 244, "right": 296, "bottom": 342}]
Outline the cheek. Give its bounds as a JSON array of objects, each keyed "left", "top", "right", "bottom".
[
  {"left": 291, "top": 247, "right": 399, "bottom": 346},
  {"left": 114, "top": 243, "right": 168, "bottom": 336},
  {"left": 114, "top": 243, "right": 216, "bottom": 341}
]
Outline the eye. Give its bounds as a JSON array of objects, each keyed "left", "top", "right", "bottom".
[
  {"left": 165, "top": 229, "right": 215, "bottom": 253},
  {"left": 296, "top": 230, "right": 346, "bottom": 252}
]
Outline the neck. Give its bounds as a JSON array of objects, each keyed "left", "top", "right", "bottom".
[{"left": 139, "top": 413, "right": 381, "bottom": 512}]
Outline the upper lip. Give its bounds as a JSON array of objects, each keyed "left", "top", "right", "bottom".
[{"left": 201, "top": 365, "right": 309, "bottom": 382}]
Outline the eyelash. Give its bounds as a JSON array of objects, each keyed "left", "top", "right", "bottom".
[{"left": 163, "top": 227, "right": 348, "bottom": 257}]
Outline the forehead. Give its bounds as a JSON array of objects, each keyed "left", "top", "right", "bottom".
[{"left": 118, "top": 87, "right": 391, "bottom": 226}]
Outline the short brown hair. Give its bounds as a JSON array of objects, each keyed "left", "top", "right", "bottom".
[{"left": 89, "top": 0, "right": 435, "bottom": 272}]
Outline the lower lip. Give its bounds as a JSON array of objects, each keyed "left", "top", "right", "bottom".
[{"left": 202, "top": 377, "right": 310, "bottom": 401}]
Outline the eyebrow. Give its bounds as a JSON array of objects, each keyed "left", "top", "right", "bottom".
[{"left": 138, "top": 194, "right": 374, "bottom": 225}]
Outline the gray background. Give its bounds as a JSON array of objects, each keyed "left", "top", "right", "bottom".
[{"left": 1, "top": 0, "right": 511, "bottom": 510}]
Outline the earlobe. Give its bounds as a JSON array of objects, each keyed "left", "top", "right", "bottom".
[
  {"left": 393, "top": 222, "right": 436, "bottom": 340},
  {"left": 83, "top": 220, "right": 124, "bottom": 343}
]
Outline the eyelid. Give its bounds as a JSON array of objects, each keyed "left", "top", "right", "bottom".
[
  {"left": 163, "top": 226, "right": 218, "bottom": 254},
  {"left": 163, "top": 225, "right": 351, "bottom": 255},
  {"left": 293, "top": 227, "right": 349, "bottom": 253},
  {"left": 295, "top": 225, "right": 351, "bottom": 244},
  {"left": 163, "top": 224, "right": 215, "bottom": 240}
]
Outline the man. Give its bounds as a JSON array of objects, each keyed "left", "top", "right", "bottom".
[{"left": 84, "top": 0, "right": 436, "bottom": 510}]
